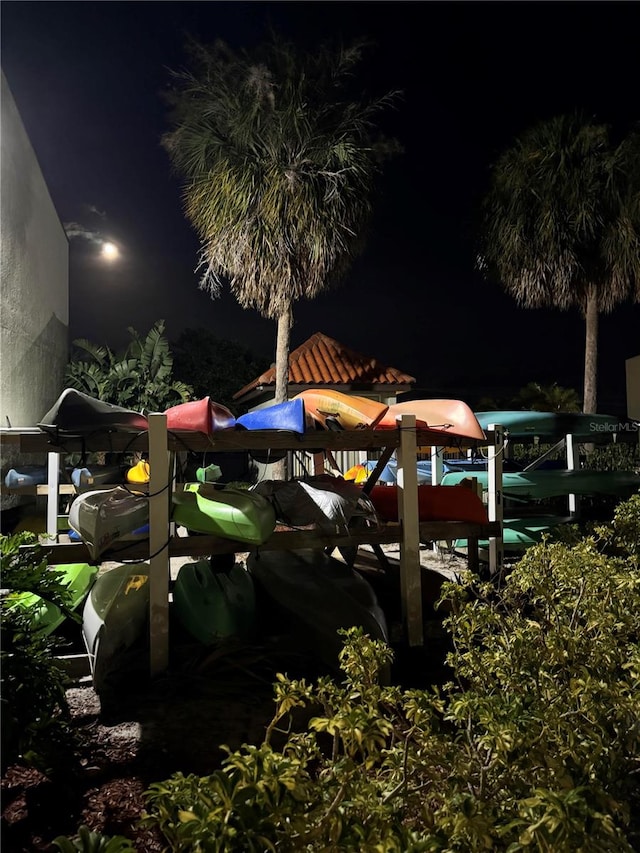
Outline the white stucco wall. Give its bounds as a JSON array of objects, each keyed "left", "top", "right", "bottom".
[{"left": 1, "top": 70, "right": 69, "bottom": 429}]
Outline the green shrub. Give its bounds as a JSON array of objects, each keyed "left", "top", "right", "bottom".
[
  {"left": 0, "top": 533, "right": 79, "bottom": 773},
  {"left": 52, "top": 824, "right": 136, "bottom": 852},
  {"left": 141, "top": 494, "right": 640, "bottom": 851}
]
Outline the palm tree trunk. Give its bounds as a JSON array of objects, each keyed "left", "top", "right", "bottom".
[
  {"left": 271, "top": 305, "right": 293, "bottom": 480},
  {"left": 582, "top": 288, "right": 599, "bottom": 414},
  {"left": 274, "top": 305, "right": 292, "bottom": 405}
]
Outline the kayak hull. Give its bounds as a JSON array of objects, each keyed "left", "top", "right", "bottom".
[
  {"left": 441, "top": 469, "right": 640, "bottom": 499},
  {"left": 38, "top": 388, "right": 148, "bottom": 435},
  {"left": 82, "top": 563, "right": 150, "bottom": 693},
  {"left": 368, "top": 484, "right": 489, "bottom": 525},
  {"left": 68, "top": 487, "right": 149, "bottom": 559},
  {"left": 376, "top": 399, "right": 486, "bottom": 442},
  {"left": 173, "top": 559, "right": 256, "bottom": 644},
  {"left": 474, "top": 410, "right": 625, "bottom": 441},
  {"left": 71, "top": 465, "right": 124, "bottom": 488},
  {"left": 455, "top": 516, "right": 571, "bottom": 551},
  {"left": 293, "top": 390, "right": 388, "bottom": 430},
  {"left": 165, "top": 397, "right": 236, "bottom": 433},
  {"left": 236, "top": 398, "right": 311, "bottom": 434},
  {"left": 4, "top": 465, "right": 49, "bottom": 488},
  {"left": 172, "top": 484, "right": 276, "bottom": 544},
  {"left": 6, "top": 562, "right": 98, "bottom": 635},
  {"left": 247, "top": 548, "right": 388, "bottom": 671}
]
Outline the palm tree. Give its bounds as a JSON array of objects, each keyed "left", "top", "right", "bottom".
[
  {"left": 162, "top": 32, "right": 400, "bottom": 405},
  {"left": 513, "top": 381, "right": 581, "bottom": 413},
  {"left": 477, "top": 113, "right": 640, "bottom": 413}
]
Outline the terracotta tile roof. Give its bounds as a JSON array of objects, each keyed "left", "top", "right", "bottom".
[{"left": 234, "top": 332, "right": 416, "bottom": 400}]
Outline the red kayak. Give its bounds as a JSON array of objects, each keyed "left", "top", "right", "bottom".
[
  {"left": 368, "top": 484, "right": 489, "bottom": 525},
  {"left": 164, "top": 397, "right": 236, "bottom": 433}
]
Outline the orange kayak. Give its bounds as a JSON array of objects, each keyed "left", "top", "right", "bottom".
[
  {"left": 293, "top": 389, "right": 388, "bottom": 430},
  {"left": 375, "top": 399, "right": 486, "bottom": 442},
  {"left": 368, "top": 484, "right": 489, "bottom": 525}
]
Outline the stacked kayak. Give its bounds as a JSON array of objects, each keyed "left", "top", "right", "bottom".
[
  {"left": 38, "top": 388, "right": 147, "bottom": 436},
  {"left": 173, "top": 558, "right": 256, "bottom": 644},
  {"left": 441, "top": 469, "right": 640, "bottom": 500},
  {"left": 69, "top": 487, "right": 149, "bottom": 559},
  {"left": 368, "top": 484, "right": 489, "bottom": 525},
  {"left": 247, "top": 548, "right": 388, "bottom": 672},
  {"left": 455, "top": 517, "right": 571, "bottom": 552},
  {"left": 474, "top": 410, "right": 625, "bottom": 441},
  {"left": 71, "top": 464, "right": 124, "bottom": 488},
  {"left": 375, "top": 399, "right": 486, "bottom": 443},
  {"left": 4, "top": 465, "right": 49, "bottom": 488},
  {"left": 126, "top": 459, "right": 150, "bottom": 484},
  {"left": 5, "top": 562, "right": 98, "bottom": 635},
  {"left": 165, "top": 397, "right": 236, "bottom": 433},
  {"left": 82, "top": 563, "right": 150, "bottom": 694},
  {"left": 293, "top": 390, "right": 389, "bottom": 430},
  {"left": 236, "top": 398, "right": 312, "bottom": 434},
  {"left": 172, "top": 483, "right": 276, "bottom": 545}
]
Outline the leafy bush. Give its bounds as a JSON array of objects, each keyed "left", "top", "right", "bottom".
[
  {"left": 141, "top": 494, "right": 640, "bottom": 851},
  {"left": 52, "top": 824, "right": 136, "bottom": 852},
  {"left": 0, "top": 533, "right": 79, "bottom": 773},
  {"left": 65, "top": 319, "right": 192, "bottom": 413}
]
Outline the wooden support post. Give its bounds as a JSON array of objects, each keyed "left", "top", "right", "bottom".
[
  {"left": 430, "top": 446, "right": 444, "bottom": 552},
  {"left": 312, "top": 452, "right": 325, "bottom": 476},
  {"left": 47, "top": 452, "right": 59, "bottom": 540},
  {"left": 148, "top": 413, "right": 170, "bottom": 678},
  {"left": 566, "top": 433, "right": 580, "bottom": 518},
  {"left": 487, "top": 424, "right": 504, "bottom": 577},
  {"left": 397, "top": 413, "right": 423, "bottom": 646}
]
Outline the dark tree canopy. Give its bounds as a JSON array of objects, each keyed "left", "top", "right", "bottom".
[{"left": 171, "top": 328, "right": 270, "bottom": 413}]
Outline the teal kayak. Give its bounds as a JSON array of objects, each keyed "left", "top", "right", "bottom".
[
  {"left": 474, "top": 410, "right": 625, "bottom": 441},
  {"left": 172, "top": 484, "right": 276, "bottom": 545},
  {"left": 173, "top": 558, "right": 255, "bottom": 645},
  {"left": 440, "top": 469, "right": 639, "bottom": 499},
  {"left": 6, "top": 562, "right": 98, "bottom": 635},
  {"left": 455, "top": 516, "right": 571, "bottom": 551}
]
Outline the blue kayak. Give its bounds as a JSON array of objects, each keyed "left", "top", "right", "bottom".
[{"left": 236, "top": 398, "right": 311, "bottom": 434}]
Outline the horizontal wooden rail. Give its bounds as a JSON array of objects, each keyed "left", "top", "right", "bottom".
[{"left": 24, "top": 521, "right": 501, "bottom": 565}]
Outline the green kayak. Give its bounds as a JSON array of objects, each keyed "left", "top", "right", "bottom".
[
  {"left": 5, "top": 562, "right": 98, "bottom": 635},
  {"left": 173, "top": 557, "right": 255, "bottom": 645},
  {"left": 172, "top": 484, "right": 276, "bottom": 545}
]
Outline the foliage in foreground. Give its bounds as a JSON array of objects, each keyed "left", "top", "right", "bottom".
[
  {"left": 0, "top": 533, "right": 78, "bottom": 773},
  {"left": 64, "top": 319, "right": 192, "bottom": 413},
  {"left": 52, "top": 824, "right": 136, "bottom": 853},
  {"left": 140, "top": 494, "right": 640, "bottom": 851}
]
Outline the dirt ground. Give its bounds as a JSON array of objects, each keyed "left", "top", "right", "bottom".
[{"left": 1, "top": 545, "right": 469, "bottom": 852}]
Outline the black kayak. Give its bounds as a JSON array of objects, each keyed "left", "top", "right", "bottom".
[{"left": 38, "top": 389, "right": 148, "bottom": 436}]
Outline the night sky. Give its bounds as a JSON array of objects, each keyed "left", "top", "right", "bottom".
[{"left": 2, "top": 1, "right": 639, "bottom": 413}]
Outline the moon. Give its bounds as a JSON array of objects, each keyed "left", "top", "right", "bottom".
[{"left": 101, "top": 241, "right": 119, "bottom": 261}]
